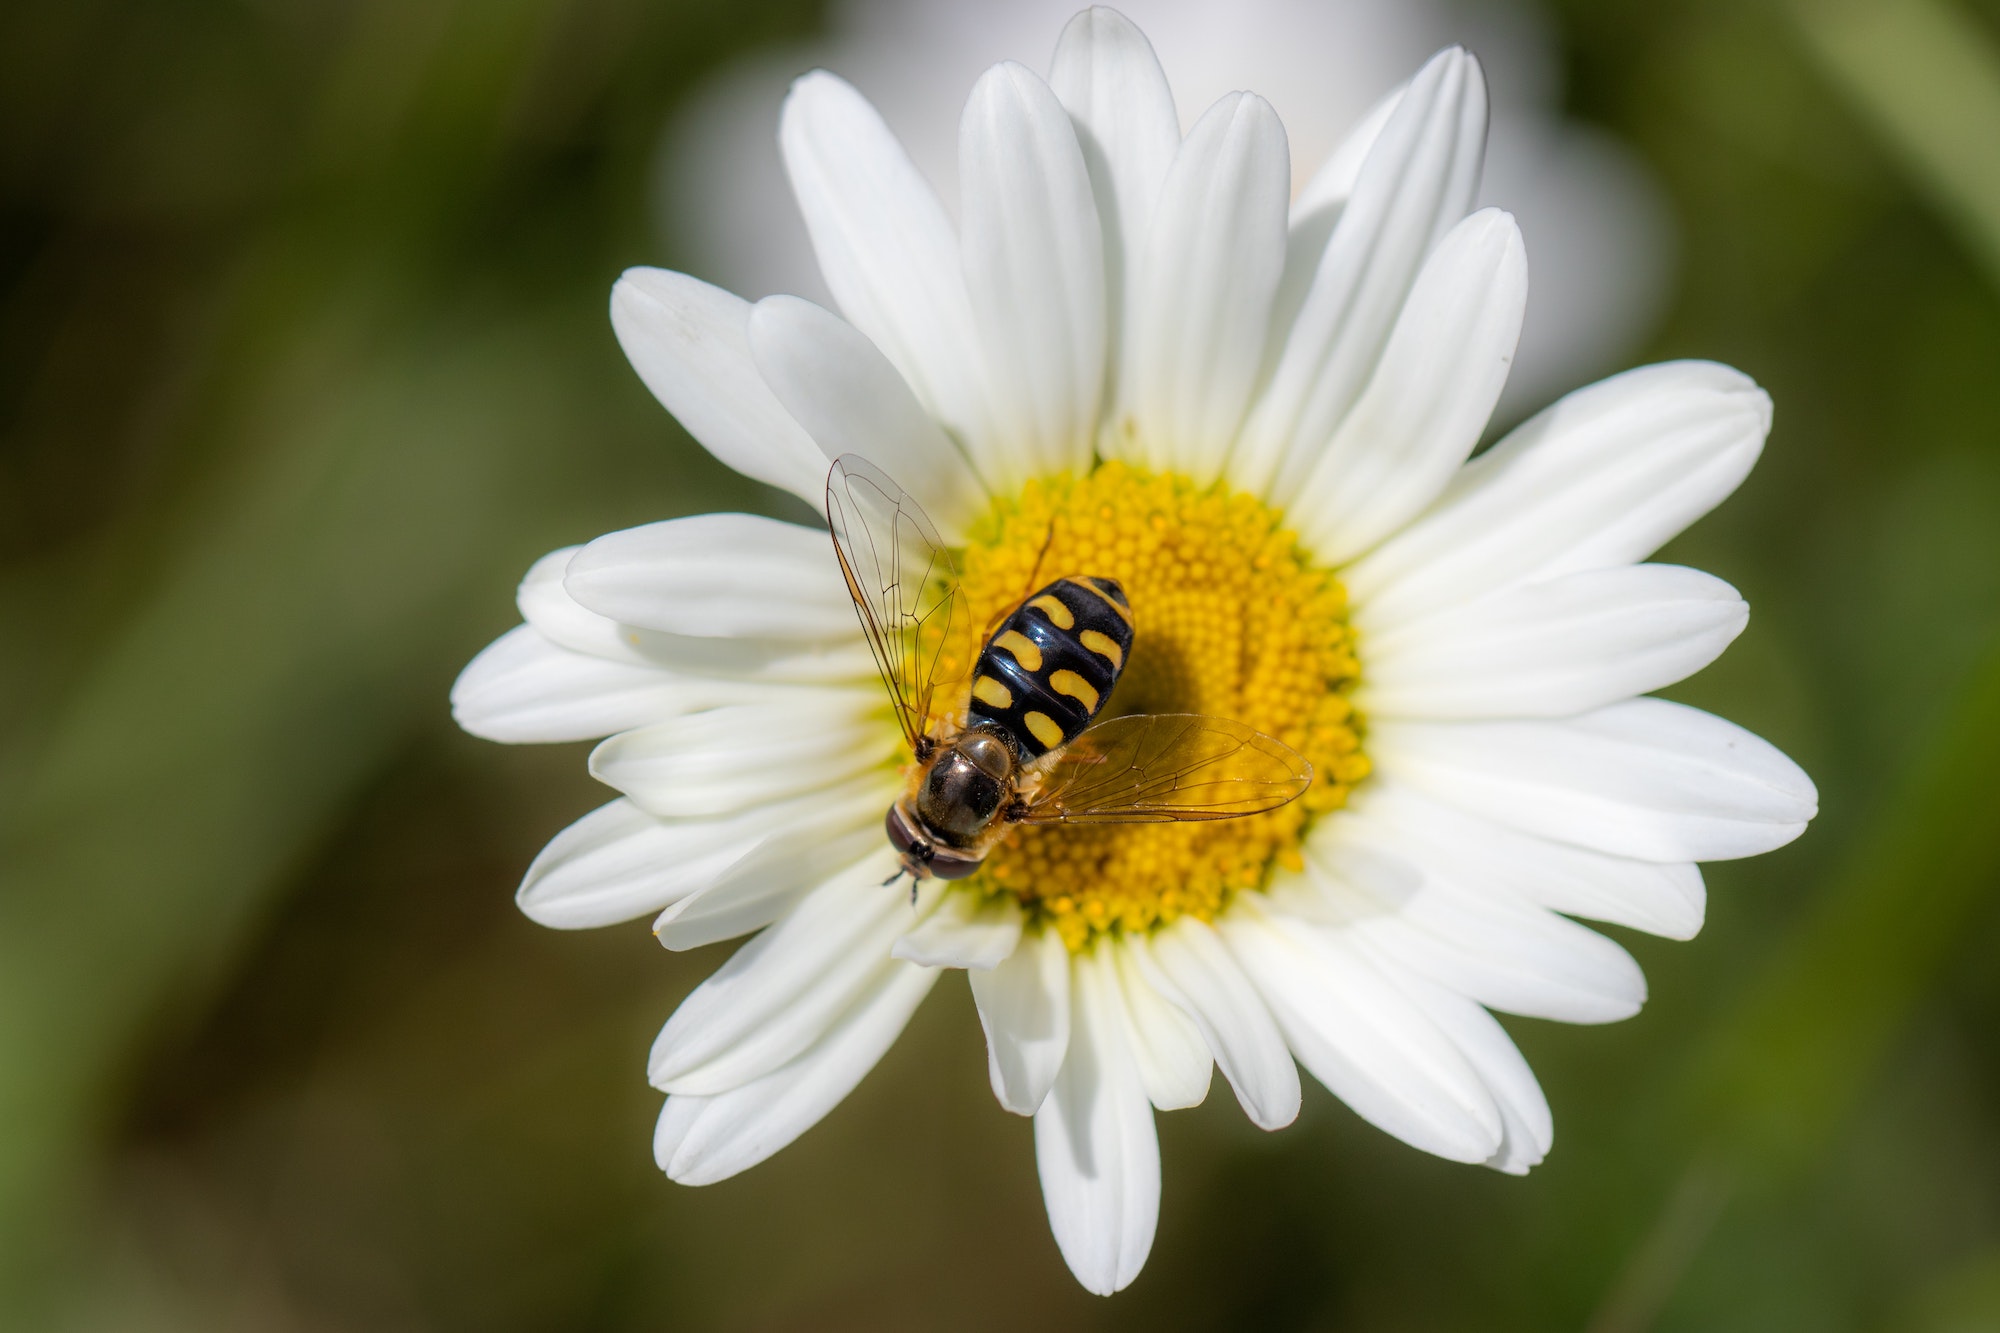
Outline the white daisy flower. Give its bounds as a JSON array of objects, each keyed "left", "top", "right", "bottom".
[{"left": 453, "top": 7, "right": 1816, "bottom": 1296}]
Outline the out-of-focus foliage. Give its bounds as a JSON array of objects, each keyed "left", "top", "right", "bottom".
[{"left": 2, "top": 0, "right": 1999, "bottom": 1329}]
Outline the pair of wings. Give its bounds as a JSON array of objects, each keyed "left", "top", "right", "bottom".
[{"left": 825, "top": 455, "right": 1312, "bottom": 825}]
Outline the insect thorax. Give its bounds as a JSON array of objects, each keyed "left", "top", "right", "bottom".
[{"left": 912, "top": 728, "right": 1013, "bottom": 847}]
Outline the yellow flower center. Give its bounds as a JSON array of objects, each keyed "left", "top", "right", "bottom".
[{"left": 955, "top": 461, "right": 1367, "bottom": 951}]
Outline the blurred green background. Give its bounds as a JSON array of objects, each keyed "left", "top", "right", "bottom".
[{"left": 4, "top": 0, "right": 2000, "bottom": 1328}]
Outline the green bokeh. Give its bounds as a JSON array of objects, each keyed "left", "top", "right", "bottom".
[{"left": 3, "top": 0, "right": 2000, "bottom": 1328}]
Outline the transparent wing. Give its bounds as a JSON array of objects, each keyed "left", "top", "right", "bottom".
[
  {"left": 1016, "top": 714, "right": 1314, "bottom": 824},
  {"left": 825, "top": 454, "right": 972, "bottom": 751}
]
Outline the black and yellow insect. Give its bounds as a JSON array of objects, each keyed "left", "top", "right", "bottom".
[{"left": 824, "top": 454, "right": 1313, "bottom": 886}]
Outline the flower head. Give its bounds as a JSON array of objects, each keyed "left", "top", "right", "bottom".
[{"left": 453, "top": 6, "right": 1814, "bottom": 1295}]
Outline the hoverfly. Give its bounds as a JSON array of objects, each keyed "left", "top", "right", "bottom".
[{"left": 825, "top": 455, "right": 1314, "bottom": 886}]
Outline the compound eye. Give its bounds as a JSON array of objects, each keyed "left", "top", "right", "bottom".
[
  {"left": 883, "top": 805, "right": 927, "bottom": 857},
  {"left": 927, "top": 847, "right": 984, "bottom": 880}
]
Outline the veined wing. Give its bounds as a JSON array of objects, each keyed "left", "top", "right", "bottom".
[
  {"left": 1016, "top": 714, "right": 1313, "bottom": 824},
  {"left": 825, "top": 454, "right": 972, "bottom": 751}
]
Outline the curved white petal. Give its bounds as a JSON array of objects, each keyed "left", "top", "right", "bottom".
[
  {"left": 1291, "top": 207, "right": 1527, "bottom": 563},
  {"left": 517, "top": 798, "right": 729, "bottom": 930},
  {"left": 649, "top": 856, "right": 937, "bottom": 1095},
  {"left": 651, "top": 799, "right": 893, "bottom": 951},
  {"left": 1220, "top": 902, "right": 1502, "bottom": 1163},
  {"left": 451, "top": 625, "right": 704, "bottom": 745},
  {"left": 517, "top": 785, "right": 884, "bottom": 931},
  {"left": 970, "top": 923, "right": 1071, "bottom": 1115},
  {"left": 1388, "top": 971, "right": 1552, "bottom": 1176},
  {"left": 1296, "top": 843, "right": 1646, "bottom": 1025},
  {"left": 1266, "top": 83, "right": 1403, "bottom": 377},
  {"left": 1117, "top": 90, "right": 1289, "bottom": 483},
  {"left": 1130, "top": 920, "right": 1298, "bottom": 1130},
  {"left": 960, "top": 60, "right": 1106, "bottom": 486},
  {"left": 519, "top": 546, "right": 875, "bottom": 684},
  {"left": 1290, "top": 84, "right": 1403, "bottom": 226},
  {"left": 1371, "top": 697, "right": 1818, "bottom": 863},
  {"left": 1349, "top": 361, "right": 1772, "bottom": 629},
  {"left": 779, "top": 71, "right": 993, "bottom": 451},
  {"left": 640, "top": 636, "right": 873, "bottom": 685},
  {"left": 1107, "top": 942, "right": 1212, "bottom": 1111},
  {"left": 516, "top": 547, "right": 637, "bottom": 661},
  {"left": 1346, "top": 778, "right": 1706, "bottom": 940},
  {"left": 1359, "top": 564, "right": 1748, "bottom": 720},
  {"left": 746, "top": 295, "right": 987, "bottom": 537},
  {"left": 629, "top": 633, "right": 877, "bottom": 686},
  {"left": 588, "top": 693, "right": 896, "bottom": 818},
  {"left": 1034, "top": 949, "right": 1160, "bottom": 1296},
  {"left": 653, "top": 959, "right": 939, "bottom": 1186},
  {"left": 1235, "top": 47, "right": 1488, "bottom": 498},
  {"left": 609, "top": 268, "right": 828, "bottom": 506},
  {"left": 893, "top": 890, "right": 1024, "bottom": 970},
  {"left": 1048, "top": 6, "right": 1179, "bottom": 382},
  {"left": 564, "top": 512, "right": 854, "bottom": 641}
]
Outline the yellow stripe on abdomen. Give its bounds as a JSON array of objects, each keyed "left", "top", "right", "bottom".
[
  {"left": 1078, "top": 629, "right": 1123, "bottom": 669},
  {"left": 1047, "top": 669, "right": 1100, "bottom": 713},
  {"left": 1023, "top": 710, "right": 1065, "bottom": 750},
  {"left": 1028, "top": 594, "right": 1074, "bottom": 630},
  {"left": 970, "top": 675, "right": 1014, "bottom": 709},
  {"left": 994, "top": 629, "right": 1042, "bottom": 671}
]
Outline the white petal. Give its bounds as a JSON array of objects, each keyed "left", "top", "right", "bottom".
[
  {"left": 1133, "top": 917, "right": 1300, "bottom": 1130},
  {"left": 1264, "top": 84, "right": 1402, "bottom": 376},
  {"left": 609, "top": 268, "right": 828, "bottom": 506},
  {"left": 1349, "top": 361, "right": 1772, "bottom": 629},
  {"left": 518, "top": 545, "right": 875, "bottom": 684},
  {"left": 1290, "top": 208, "right": 1527, "bottom": 563},
  {"left": 1371, "top": 697, "right": 1818, "bottom": 863},
  {"left": 653, "top": 960, "right": 939, "bottom": 1186},
  {"left": 1034, "top": 951, "right": 1160, "bottom": 1296},
  {"left": 517, "top": 798, "right": 723, "bottom": 929},
  {"left": 892, "top": 891, "right": 1023, "bottom": 970},
  {"left": 451, "top": 624, "right": 696, "bottom": 744},
  {"left": 651, "top": 1095, "right": 703, "bottom": 1174},
  {"left": 960, "top": 61, "right": 1105, "bottom": 487},
  {"left": 516, "top": 547, "right": 637, "bottom": 661},
  {"left": 1360, "top": 564, "right": 1748, "bottom": 720},
  {"left": 1298, "top": 844, "right": 1646, "bottom": 1025},
  {"left": 564, "top": 512, "right": 854, "bottom": 640},
  {"left": 651, "top": 802, "right": 893, "bottom": 952},
  {"left": 1107, "top": 943, "right": 1212, "bottom": 1112},
  {"left": 1048, "top": 6, "right": 1179, "bottom": 382},
  {"left": 1220, "top": 903, "right": 1501, "bottom": 1163},
  {"left": 624, "top": 632, "right": 876, "bottom": 686},
  {"left": 970, "top": 923, "right": 1070, "bottom": 1115},
  {"left": 516, "top": 785, "right": 884, "bottom": 931},
  {"left": 1388, "top": 971, "right": 1552, "bottom": 1175},
  {"left": 1234, "top": 48, "right": 1488, "bottom": 498},
  {"left": 779, "top": 71, "right": 993, "bottom": 451},
  {"left": 1290, "top": 84, "right": 1403, "bottom": 225},
  {"left": 588, "top": 693, "right": 897, "bottom": 818},
  {"left": 746, "top": 295, "right": 987, "bottom": 537},
  {"left": 648, "top": 857, "right": 936, "bottom": 1095},
  {"left": 1117, "top": 91, "right": 1289, "bottom": 483},
  {"left": 1348, "top": 778, "right": 1706, "bottom": 940}
]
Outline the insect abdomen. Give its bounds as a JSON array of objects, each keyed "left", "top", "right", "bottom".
[{"left": 967, "top": 576, "right": 1134, "bottom": 757}]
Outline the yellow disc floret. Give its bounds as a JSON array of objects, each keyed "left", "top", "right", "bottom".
[{"left": 954, "top": 462, "right": 1366, "bottom": 951}]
